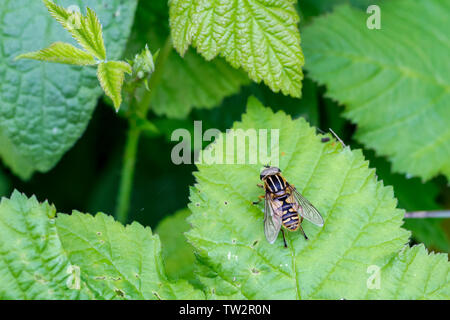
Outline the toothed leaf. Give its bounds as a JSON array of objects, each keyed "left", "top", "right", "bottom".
[
  {"left": 128, "top": 0, "right": 250, "bottom": 118},
  {"left": 56, "top": 211, "right": 205, "bottom": 299},
  {"left": 303, "top": 1, "right": 450, "bottom": 181},
  {"left": 187, "top": 97, "right": 449, "bottom": 299},
  {"left": 0, "top": 191, "right": 92, "bottom": 299},
  {"left": 97, "top": 61, "right": 132, "bottom": 110},
  {"left": 2, "top": 0, "right": 137, "bottom": 179},
  {"left": 16, "top": 42, "right": 96, "bottom": 65},
  {"left": 43, "top": 0, "right": 106, "bottom": 60},
  {"left": 169, "top": 0, "right": 304, "bottom": 97}
]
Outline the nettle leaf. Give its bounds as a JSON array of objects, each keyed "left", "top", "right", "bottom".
[
  {"left": 43, "top": 0, "right": 106, "bottom": 60},
  {"left": 302, "top": 1, "right": 450, "bottom": 181},
  {"left": 16, "top": 42, "right": 96, "bottom": 66},
  {"left": 56, "top": 211, "right": 205, "bottom": 299},
  {"left": 187, "top": 97, "right": 449, "bottom": 299},
  {"left": 97, "top": 61, "right": 132, "bottom": 110},
  {"left": 1, "top": 0, "right": 137, "bottom": 179},
  {"left": 0, "top": 191, "right": 92, "bottom": 299},
  {"left": 169, "top": 0, "right": 304, "bottom": 97},
  {"left": 128, "top": 0, "right": 249, "bottom": 118}
]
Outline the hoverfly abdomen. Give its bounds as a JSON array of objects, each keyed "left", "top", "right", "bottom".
[{"left": 281, "top": 211, "right": 300, "bottom": 231}]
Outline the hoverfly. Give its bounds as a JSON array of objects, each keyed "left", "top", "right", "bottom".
[{"left": 257, "top": 166, "right": 324, "bottom": 247}]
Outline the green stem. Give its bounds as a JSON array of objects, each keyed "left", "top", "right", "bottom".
[
  {"left": 115, "top": 36, "right": 173, "bottom": 224},
  {"left": 116, "top": 120, "right": 140, "bottom": 224}
]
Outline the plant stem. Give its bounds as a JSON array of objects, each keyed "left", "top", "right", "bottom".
[
  {"left": 116, "top": 119, "right": 141, "bottom": 224},
  {"left": 404, "top": 210, "right": 450, "bottom": 218},
  {"left": 115, "top": 37, "right": 173, "bottom": 224}
]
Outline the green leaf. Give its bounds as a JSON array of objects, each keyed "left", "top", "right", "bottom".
[
  {"left": 365, "top": 149, "right": 449, "bottom": 252},
  {"left": 97, "top": 61, "right": 132, "bottom": 110},
  {"left": 0, "top": 191, "right": 92, "bottom": 299},
  {"left": 369, "top": 245, "right": 449, "bottom": 299},
  {"left": 187, "top": 97, "right": 449, "bottom": 299},
  {"left": 1, "top": 0, "right": 137, "bottom": 179},
  {"left": 0, "top": 191, "right": 204, "bottom": 299},
  {"left": 43, "top": 0, "right": 106, "bottom": 60},
  {"left": 156, "top": 209, "right": 196, "bottom": 282},
  {"left": 56, "top": 211, "right": 205, "bottom": 299},
  {"left": 169, "top": 0, "right": 304, "bottom": 97},
  {"left": 16, "top": 42, "right": 96, "bottom": 65},
  {"left": 152, "top": 48, "right": 250, "bottom": 118},
  {"left": 127, "top": 0, "right": 249, "bottom": 118},
  {"left": 302, "top": 1, "right": 450, "bottom": 181}
]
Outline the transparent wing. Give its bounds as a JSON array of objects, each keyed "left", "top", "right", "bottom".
[
  {"left": 264, "top": 193, "right": 282, "bottom": 244},
  {"left": 289, "top": 186, "right": 324, "bottom": 226}
]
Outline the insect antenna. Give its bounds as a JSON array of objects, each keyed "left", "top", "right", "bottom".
[{"left": 329, "top": 128, "right": 346, "bottom": 147}]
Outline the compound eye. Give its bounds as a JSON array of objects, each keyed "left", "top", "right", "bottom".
[{"left": 260, "top": 174, "right": 265, "bottom": 180}]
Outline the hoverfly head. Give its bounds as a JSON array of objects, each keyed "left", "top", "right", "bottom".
[{"left": 260, "top": 166, "right": 281, "bottom": 180}]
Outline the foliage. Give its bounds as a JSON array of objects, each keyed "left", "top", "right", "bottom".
[
  {"left": 303, "top": 0, "right": 450, "bottom": 181},
  {"left": 169, "top": 0, "right": 304, "bottom": 97},
  {"left": 0, "top": 191, "right": 204, "bottom": 299},
  {"left": 16, "top": 0, "right": 134, "bottom": 111},
  {"left": 187, "top": 98, "right": 449, "bottom": 299},
  {"left": 156, "top": 209, "right": 196, "bottom": 282},
  {"left": 364, "top": 150, "right": 449, "bottom": 252},
  {"left": 127, "top": 0, "right": 250, "bottom": 118},
  {"left": 1, "top": 0, "right": 137, "bottom": 179},
  {"left": 0, "top": 191, "right": 92, "bottom": 299},
  {"left": 97, "top": 61, "right": 132, "bottom": 110},
  {"left": 0, "top": 0, "right": 448, "bottom": 301},
  {"left": 16, "top": 42, "right": 97, "bottom": 66}
]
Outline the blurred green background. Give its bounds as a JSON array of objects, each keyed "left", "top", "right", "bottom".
[{"left": 0, "top": 0, "right": 448, "bottom": 253}]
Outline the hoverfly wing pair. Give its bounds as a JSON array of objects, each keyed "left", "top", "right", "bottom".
[{"left": 264, "top": 185, "right": 323, "bottom": 243}]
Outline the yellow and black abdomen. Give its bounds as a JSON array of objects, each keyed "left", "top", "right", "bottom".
[{"left": 280, "top": 199, "right": 300, "bottom": 231}]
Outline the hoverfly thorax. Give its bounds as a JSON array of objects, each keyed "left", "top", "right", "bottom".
[
  {"left": 261, "top": 170, "right": 287, "bottom": 197},
  {"left": 258, "top": 166, "right": 324, "bottom": 247}
]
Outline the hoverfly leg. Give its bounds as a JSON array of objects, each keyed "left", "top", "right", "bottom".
[
  {"left": 281, "top": 229, "right": 288, "bottom": 248},
  {"left": 257, "top": 183, "right": 264, "bottom": 189},
  {"left": 252, "top": 194, "right": 265, "bottom": 205},
  {"left": 299, "top": 225, "right": 309, "bottom": 240}
]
